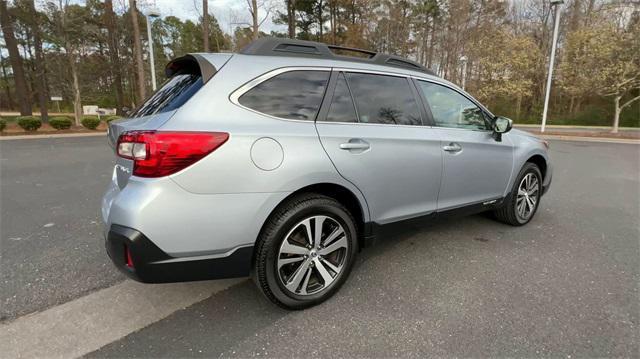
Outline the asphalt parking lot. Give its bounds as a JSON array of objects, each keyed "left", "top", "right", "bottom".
[{"left": 1, "top": 136, "right": 638, "bottom": 357}]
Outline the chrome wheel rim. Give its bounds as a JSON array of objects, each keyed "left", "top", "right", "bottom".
[
  {"left": 516, "top": 173, "right": 539, "bottom": 220},
  {"left": 277, "top": 215, "right": 348, "bottom": 296}
]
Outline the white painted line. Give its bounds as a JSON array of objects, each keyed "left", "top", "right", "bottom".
[
  {"left": 540, "top": 135, "right": 640, "bottom": 144},
  {"left": 0, "top": 132, "right": 106, "bottom": 141},
  {"left": 0, "top": 278, "right": 244, "bottom": 359}
]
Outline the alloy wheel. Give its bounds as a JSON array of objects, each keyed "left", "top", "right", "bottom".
[
  {"left": 516, "top": 173, "right": 539, "bottom": 220},
  {"left": 277, "top": 215, "right": 349, "bottom": 296}
]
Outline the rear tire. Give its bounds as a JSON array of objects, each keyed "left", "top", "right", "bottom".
[
  {"left": 253, "top": 193, "right": 358, "bottom": 309},
  {"left": 493, "top": 162, "right": 542, "bottom": 226}
]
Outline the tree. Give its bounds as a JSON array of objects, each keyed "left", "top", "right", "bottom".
[
  {"left": 129, "top": 0, "right": 145, "bottom": 104},
  {"left": 287, "top": 0, "right": 296, "bottom": 38},
  {"left": 566, "top": 19, "right": 640, "bottom": 133},
  {"left": 104, "top": 0, "right": 125, "bottom": 115},
  {"left": 27, "top": 0, "right": 48, "bottom": 121},
  {"left": 249, "top": 0, "right": 259, "bottom": 40},
  {"left": 203, "top": 0, "right": 209, "bottom": 51},
  {"left": 0, "top": 0, "right": 31, "bottom": 115},
  {"left": 46, "top": 0, "right": 94, "bottom": 125}
]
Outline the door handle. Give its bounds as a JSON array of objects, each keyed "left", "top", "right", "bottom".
[
  {"left": 442, "top": 142, "right": 462, "bottom": 153},
  {"left": 340, "top": 140, "right": 370, "bottom": 151}
]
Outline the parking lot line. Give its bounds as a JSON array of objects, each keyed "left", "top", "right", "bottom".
[{"left": 0, "top": 278, "right": 244, "bottom": 359}]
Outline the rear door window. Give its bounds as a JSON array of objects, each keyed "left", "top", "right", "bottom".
[
  {"left": 130, "top": 73, "right": 203, "bottom": 118},
  {"left": 346, "top": 72, "right": 422, "bottom": 126},
  {"left": 239, "top": 70, "right": 330, "bottom": 121},
  {"left": 325, "top": 72, "right": 358, "bottom": 123}
]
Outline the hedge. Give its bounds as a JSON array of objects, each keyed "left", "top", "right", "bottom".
[
  {"left": 0, "top": 118, "right": 6, "bottom": 131},
  {"left": 17, "top": 116, "right": 42, "bottom": 131},
  {"left": 49, "top": 116, "right": 73, "bottom": 130},
  {"left": 81, "top": 117, "right": 101, "bottom": 130},
  {"left": 105, "top": 115, "right": 122, "bottom": 123}
]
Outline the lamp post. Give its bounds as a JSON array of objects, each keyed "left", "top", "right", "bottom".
[
  {"left": 541, "top": 0, "right": 564, "bottom": 133},
  {"left": 145, "top": 8, "right": 161, "bottom": 91},
  {"left": 459, "top": 55, "right": 468, "bottom": 91}
]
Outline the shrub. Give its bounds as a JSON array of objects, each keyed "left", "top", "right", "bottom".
[
  {"left": 105, "top": 115, "right": 122, "bottom": 123},
  {"left": 81, "top": 117, "right": 101, "bottom": 130},
  {"left": 17, "top": 116, "right": 42, "bottom": 131},
  {"left": 49, "top": 116, "right": 73, "bottom": 130},
  {"left": 0, "top": 118, "right": 6, "bottom": 131}
]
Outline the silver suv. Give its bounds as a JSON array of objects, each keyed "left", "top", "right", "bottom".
[{"left": 102, "top": 38, "right": 552, "bottom": 309}]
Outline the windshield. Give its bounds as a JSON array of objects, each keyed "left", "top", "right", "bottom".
[{"left": 129, "top": 72, "right": 203, "bottom": 118}]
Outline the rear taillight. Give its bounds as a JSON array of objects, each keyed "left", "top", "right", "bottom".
[{"left": 117, "top": 131, "right": 229, "bottom": 177}]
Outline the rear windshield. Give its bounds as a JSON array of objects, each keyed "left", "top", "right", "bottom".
[{"left": 129, "top": 71, "right": 203, "bottom": 118}]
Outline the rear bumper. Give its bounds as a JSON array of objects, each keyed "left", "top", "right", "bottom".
[{"left": 106, "top": 225, "right": 253, "bottom": 283}]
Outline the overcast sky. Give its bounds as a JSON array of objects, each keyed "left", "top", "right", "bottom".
[{"left": 133, "top": 0, "right": 286, "bottom": 35}]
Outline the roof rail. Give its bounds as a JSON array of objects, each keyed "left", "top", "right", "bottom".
[{"left": 240, "top": 37, "right": 437, "bottom": 77}]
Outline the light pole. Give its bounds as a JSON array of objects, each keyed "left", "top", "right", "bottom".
[
  {"left": 459, "top": 55, "right": 468, "bottom": 91},
  {"left": 145, "top": 8, "right": 160, "bottom": 91},
  {"left": 541, "top": 0, "right": 564, "bottom": 133}
]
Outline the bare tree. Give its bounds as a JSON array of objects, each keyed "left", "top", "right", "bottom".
[
  {"left": 0, "top": 0, "right": 31, "bottom": 115},
  {"left": 129, "top": 0, "right": 146, "bottom": 104},
  {"left": 246, "top": 0, "right": 272, "bottom": 40},
  {"left": 249, "top": 0, "right": 259, "bottom": 40}
]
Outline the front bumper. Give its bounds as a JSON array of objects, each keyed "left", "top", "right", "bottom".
[{"left": 106, "top": 225, "right": 253, "bottom": 283}]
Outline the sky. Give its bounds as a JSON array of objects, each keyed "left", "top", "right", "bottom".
[{"left": 132, "top": 0, "right": 286, "bottom": 35}]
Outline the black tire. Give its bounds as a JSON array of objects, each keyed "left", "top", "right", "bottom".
[
  {"left": 493, "top": 162, "right": 543, "bottom": 226},
  {"left": 253, "top": 193, "right": 358, "bottom": 309}
]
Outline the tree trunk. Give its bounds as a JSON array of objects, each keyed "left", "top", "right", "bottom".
[
  {"left": 0, "top": 49, "right": 14, "bottom": 109},
  {"left": 287, "top": 0, "right": 296, "bottom": 39},
  {"left": 203, "top": 0, "right": 209, "bottom": 51},
  {"left": 569, "top": 96, "right": 574, "bottom": 114},
  {"left": 129, "top": 0, "right": 146, "bottom": 103},
  {"left": 251, "top": 0, "right": 259, "bottom": 40},
  {"left": 66, "top": 41, "right": 82, "bottom": 126},
  {"left": 317, "top": 0, "right": 323, "bottom": 42},
  {"left": 0, "top": 0, "right": 31, "bottom": 115},
  {"left": 28, "top": 0, "right": 48, "bottom": 122},
  {"left": 612, "top": 95, "right": 621, "bottom": 134},
  {"left": 105, "top": 0, "right": 125, "bottom": 115}
]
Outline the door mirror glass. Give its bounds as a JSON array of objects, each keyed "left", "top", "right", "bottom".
[{"left": 493, "top": 116, "right": 512, "bottom": 133}]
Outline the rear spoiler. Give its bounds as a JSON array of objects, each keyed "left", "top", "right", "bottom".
[{"left": 165, "top": 53, "right": 232, "bottom": 84}]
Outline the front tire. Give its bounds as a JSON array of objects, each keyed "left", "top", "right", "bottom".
[
  {"left": 493, "top": 162, "right": 543, "bottom": 226},
  {"left": 253, "top": 194, "right": 358, "bottom": 309}
]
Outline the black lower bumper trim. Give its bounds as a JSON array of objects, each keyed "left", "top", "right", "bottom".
[{"left": 106, "top": 225, "right": 253, "bottom": 283}]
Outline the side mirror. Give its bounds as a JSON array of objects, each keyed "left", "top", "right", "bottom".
[{"left": 492, "top": 116, "right": 513, "bottom": 141}]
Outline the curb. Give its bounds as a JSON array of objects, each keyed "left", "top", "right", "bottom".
[
  {"left": 0, "top": 132, "right": 106, "bottom": 141},
  {"left": 539, "top": 135, "right": 640, "bottom": 144},
  {"left": 516, "top": 124, "right": 639, "bottom": 131}
]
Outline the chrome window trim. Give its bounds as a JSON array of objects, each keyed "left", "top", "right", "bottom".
[
  {"left": 229, "top": 66, "right": 332, "bottom": 123},
  {"left": 316, "top": 68, "right": 426, "bottom": 127},
  {"left": 229, "top": 65, "right": 495, "bottom": 130},
  {"left": 411, "top": 76, "right": 495, "bottom": 132}
]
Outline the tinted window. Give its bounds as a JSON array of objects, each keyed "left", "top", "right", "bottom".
[
  {"left": 417, "top": 81, "right": 490, "bottom": 130},
  {"left": 131, "top": 73, "right": 203, "bottom": 118},
  {"left": 326, "top": 73, "right": 357, "bottom": 123},
  {"left": 346, "top": 73, "right": 421, "bottom": 126},
  {"left": 239, "top": 70, "right": 329, "bottom": 121}
]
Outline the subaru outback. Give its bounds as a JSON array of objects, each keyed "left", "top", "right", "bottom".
[{"left": 102, "top": 38, "right": 552, "bottom": 309}]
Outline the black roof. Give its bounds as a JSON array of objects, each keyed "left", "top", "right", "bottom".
[{"left": 240, "top": 37, "right": 437, "bottom": 77}]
